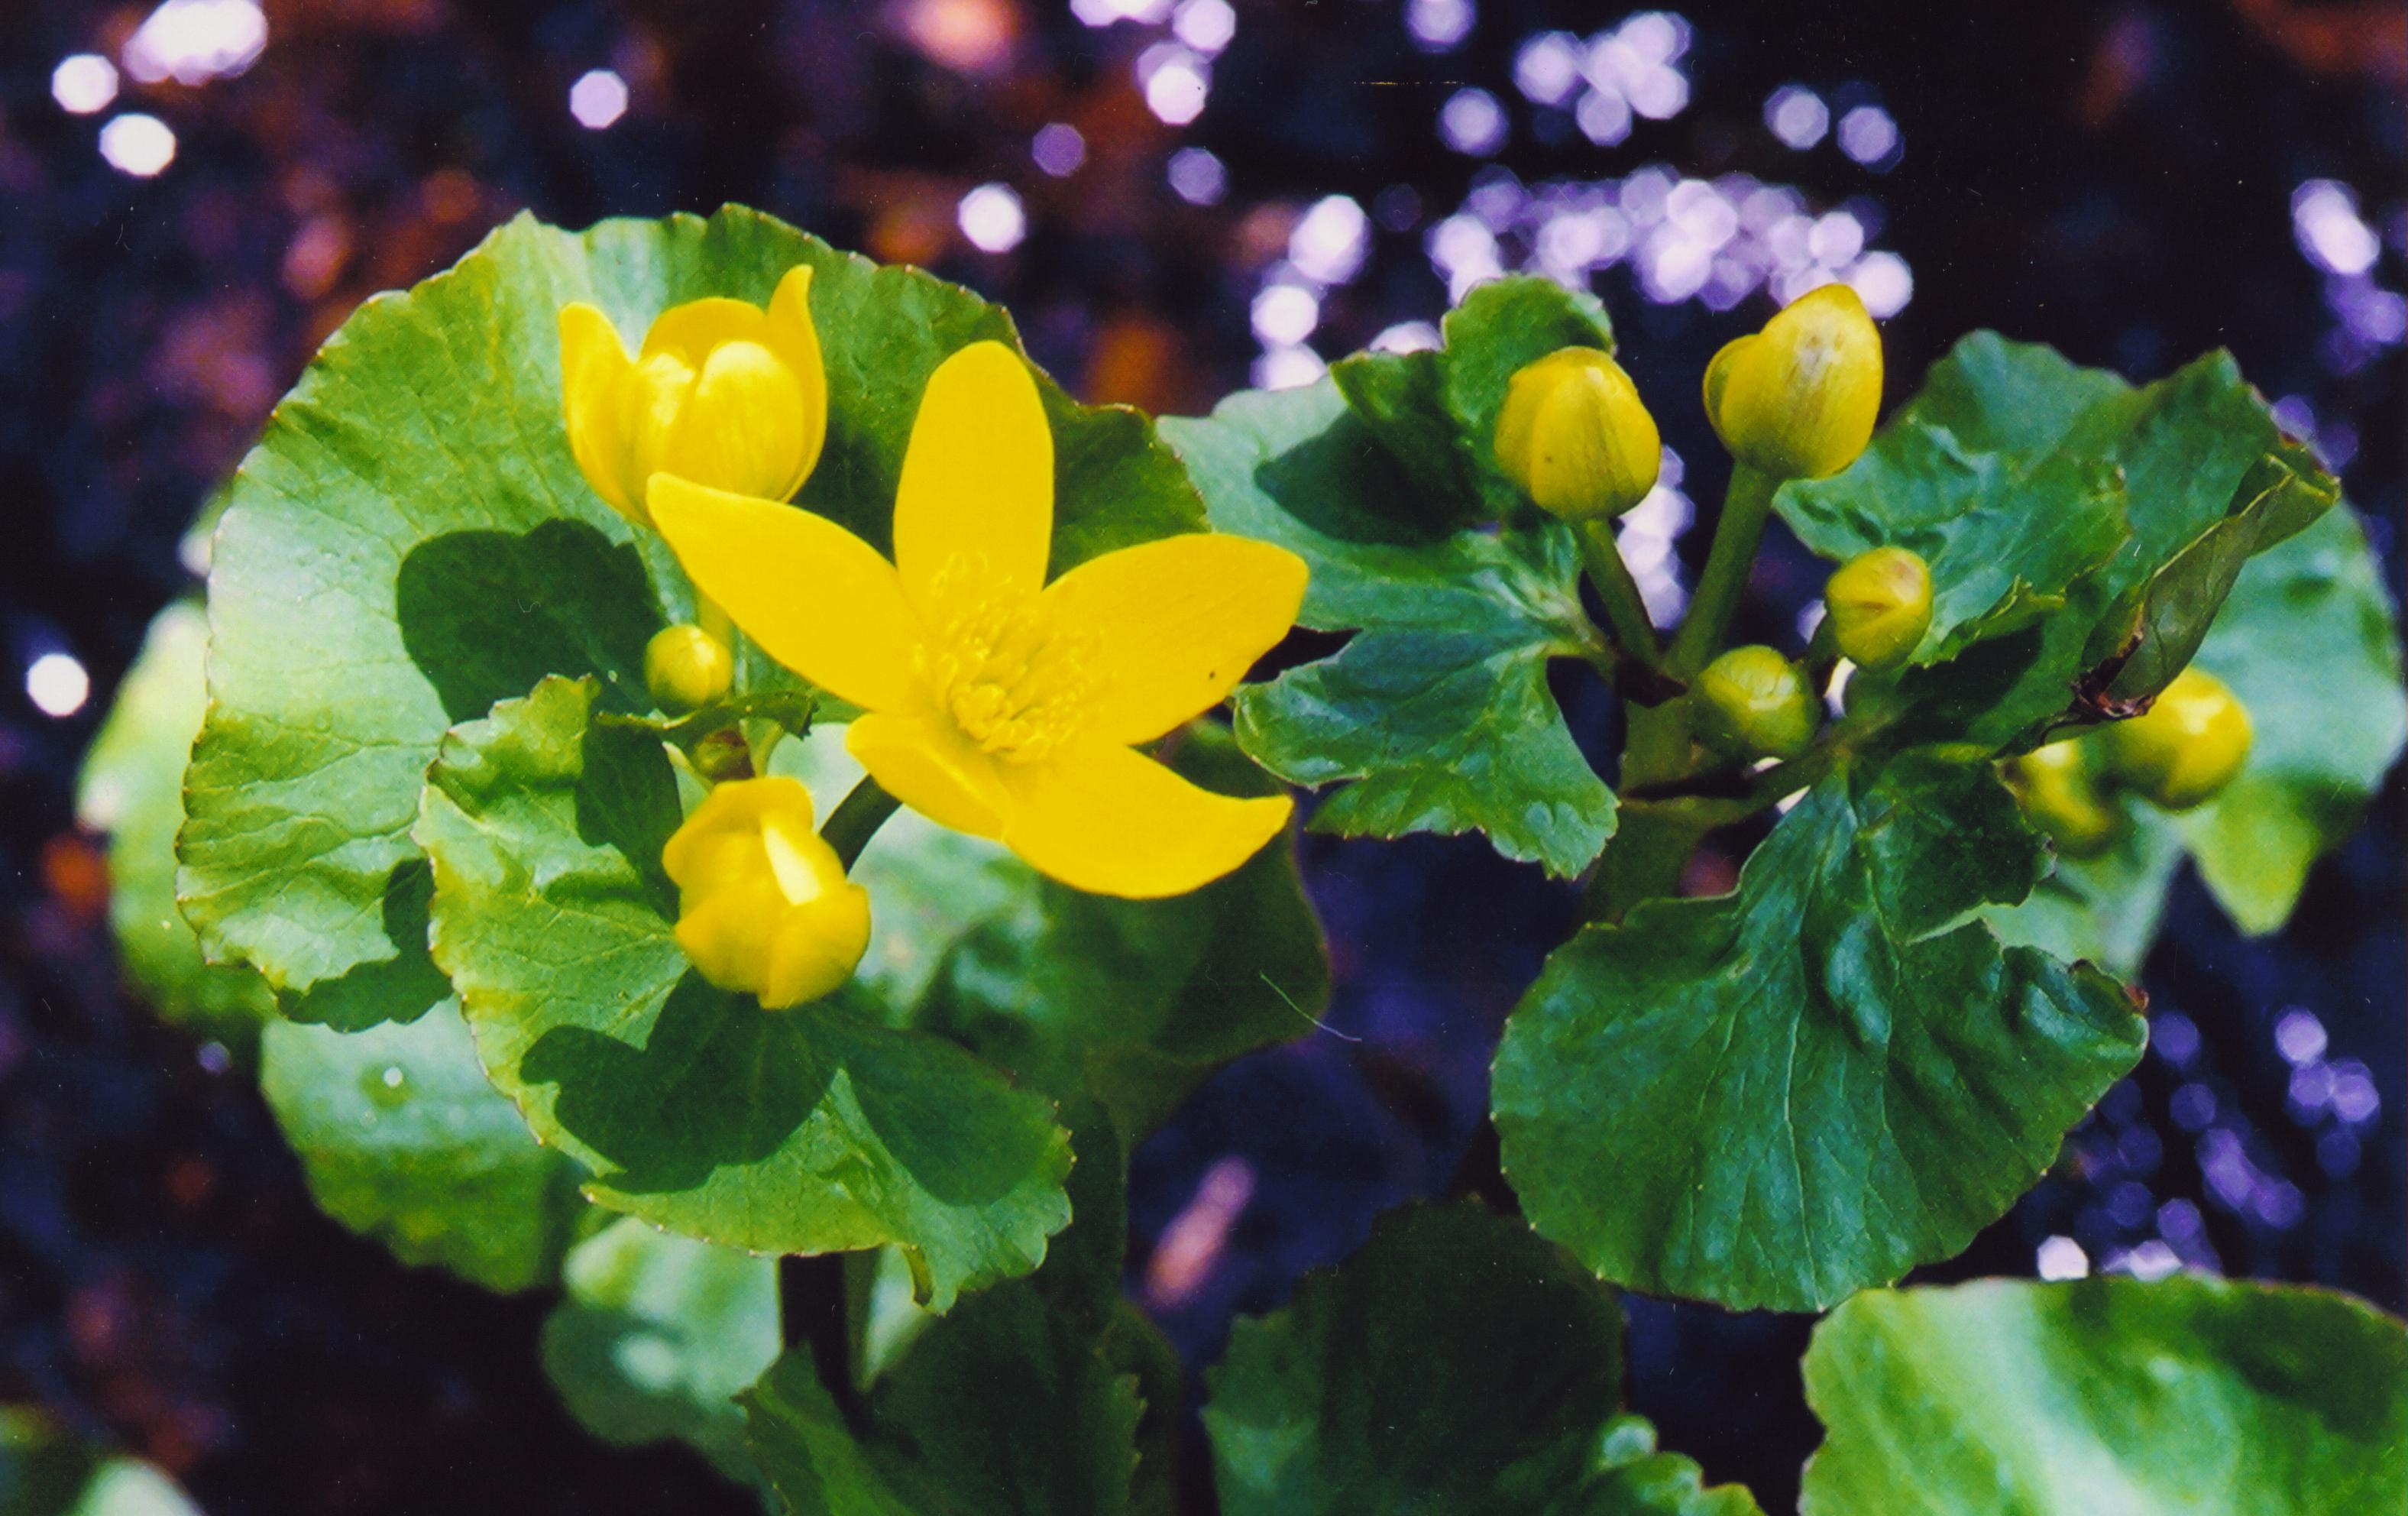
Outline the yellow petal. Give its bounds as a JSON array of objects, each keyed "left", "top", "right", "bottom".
[
  {"left": 845, "top": 711, "right": 1009, "bottom": 840},
  {"left": 641, "top": 296, "right": 768, "bottom": 362},
  {"left": 559, "top": 303, "right": 639, "bottom": 520},
  {"left": 649, "top": 476, "right": 921, "bottom": 711},
  {"left": 893, "top": 341, "right": 1054, "bottom": 613},
  {"left": 655, "top": 339, "right": 811, "bottom": 501},
  {"left": 764, "top": 266, "right": 829, "bottom": 496},
  {"left": 998, "top": 740, "right": 1292, "bottom": 898},
  {"left": 1039, "top": 534, "right": 1308, "bottom": 744}
]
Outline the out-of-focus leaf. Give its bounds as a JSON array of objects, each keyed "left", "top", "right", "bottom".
[
  {"left": 542, "top": 1216, "right": 781, "bottom": 1485},
  {"left": 73, "top": 600, "right": 274, "bottom": 1045},
  {"left": 1984, "top": 800, "right": 2184, "bottom": 980},
  {"left": 258, "top": 1000, "right": 582, "bottom": 1291},
  {"left": 1493, "top": 752, "right": 2144, "bottom": 1312},
  {"left": 1799, "top": 1277, "right": 2408, "bottom": 1515},
  {"left": 415, "top": 676, "right": 1071, "bottom": 1310},
  {"left": 0, "top": 1408, "right": 202, "bottom": 1516},
  {"left": 1165, "top": 380, "right": 1615, "bottom": 876}
]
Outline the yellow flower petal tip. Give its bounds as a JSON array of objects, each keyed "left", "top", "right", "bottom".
[
  {"left": 662, "top": 776, "right": 870, "bottom": 1009},
  {"left": 649, "top": 339, "right": 1307, "bottom": 899},
  {"left": 1704, "top": 283, "right": 1883, "bottom": 480},
  {"left": 1494, "top": 347, "right": 1662, "bottom": 521},
  {"left": 558, "top": 267, "right": 829, "bottom": 530},
  {"left": 2104, "top": 666, "right": 2253, "bottom": 812}
]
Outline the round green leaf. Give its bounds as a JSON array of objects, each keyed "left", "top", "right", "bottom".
[
  {"left": 258, "top": 1000, "right": 582, "bottom": 1291},
  {"left": 1494, "top": 752, "right": 2145, "bottom": 1312},
  {"left": 180, "top": 206, "right": 1202, "bottom": 1006},
  {"left": 414, "top": 675, "right": 1073, "bottom": 1309},
  {"left": 1165, "top": 380, "right": 1615, "bottom": 877},
  {"left": 1203, "top": 1202, "right": 1760, "bottom": 1515},
  {"left": 1801, "top": 1277, "right": 2408, "bottom": 1514}
]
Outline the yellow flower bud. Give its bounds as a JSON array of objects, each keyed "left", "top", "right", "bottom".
[
  {"left": 660, "top": 778, "right": 870, "bottom": 1009},
  {"left": 1494, "top": 347, "right": 1662, "bottom": 521},
  {"left": 1703, "top": 283, "right": 1883, "bottom": 479},
  {"left": 1692, "top": 645, "right": 1818, "bottom": 760},
  {"left": 645, "top": 624, "right": 735, "bottom": 712},
  {"left": 2102, "top": 667, "right": 2254, "bottom": 812},
  {"left": 2004, "top": 739, "right": 2121, "bottom": 857},
  {"left": 1824, "top": 546, "right": 1933, "bottom": 669},
  {"left": 558, "top": 266, "right": 827, "bottom": 529}
]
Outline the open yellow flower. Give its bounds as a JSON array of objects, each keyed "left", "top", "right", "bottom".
[
  {"left": 648, "top": 340, "right": 1307, "bottom": 899},
  {"left": 559, "top": 266, "right": 827, "bottom": 528}
]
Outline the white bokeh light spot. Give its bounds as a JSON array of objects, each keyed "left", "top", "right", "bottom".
[
  {"left": 99, "top": 114, "right": 176, "bottom": 177},
  {"left": 569, "top": 69, "right": 629, "bottom": 129},
  {"left": 957, "top": 182, "right": 1027, "bottom": 253},
  {"left": 28, "top": 653, "right": 90, "bottom": 719},
  {"left": 52, "top": 54, "right": 119, "bottom": 115}
]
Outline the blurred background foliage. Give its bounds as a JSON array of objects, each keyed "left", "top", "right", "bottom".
[{"left": 0, "top": 1, "right": 2400, "bottom": 1511}]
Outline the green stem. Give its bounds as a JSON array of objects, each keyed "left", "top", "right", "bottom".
[
  {"left": 1584, "top": 699, "right": 1704, "bottom": 922},
  {"left": 1576, "top": 519, "right": 1662, "bottom": 663},
  {"left": 821, "top": 778, "right": 902, "bottom": 871},
  {"left": 1667, "top": 462, "right": 1782, "bottom": 675}
]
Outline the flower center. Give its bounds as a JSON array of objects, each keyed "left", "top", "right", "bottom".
[{"left": 915, "top": 552, "right": 1099, "bottom": 763}]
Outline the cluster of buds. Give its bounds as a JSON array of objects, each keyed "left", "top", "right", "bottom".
[{"left": 2008, "top": 667, "right": 2255, "bottom": 852}]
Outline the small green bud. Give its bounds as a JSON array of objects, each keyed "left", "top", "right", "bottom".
[
  {"left": 1494, "top": 347, "right": 1662, "bottom": 521},
  {"left": 1693, "top": 645, "right": 1818, "bottom": 760},
  {"left": 2004, "top": 739, "right": 2121, "bottom": 857},
  {"left": 1703, "top": 283, "right": 1883, "bottom": 480},
  {"left": 1824, "top": 546, "right": 1933, "bottom": 669},
  {"left": 2102, "top": 666, "right": 2253, "bottom": 811},
  {"left": 646, "top": 624, "right": 735, "bottom": 713}
]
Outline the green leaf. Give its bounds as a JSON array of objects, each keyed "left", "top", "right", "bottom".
[
  {"left": 415, "top": 675, "right": 1072, "bottom": 1309},
  {"left": 1165, "top": 380, "right": 1615, "bottom": 876},
  {"left": 180, "top": 206, "right": 1202, "bottom": 1006},
  {"left": 1332, "top": 275, "right": 1617, "bottom": 523},
  {"left": 257, "top": 1000, "right": 582, "bottom": 1291},
  {"left": 743, "top": 1117, "right": 1150, "bottom": 1516},
  {"left": 1493, "top": 751, "right": 2146, "bottom": 1312},
  {"left": 1203, "top": 1201, "right": 1762, "bottom": 1515},
  {"left": 1984, "top": 800, "right": 2184, "bottom": 980},
  {"left": 1988, "top": 505, "right": 2406, "bottom": 960},
  {"left": 2172, "top": 506, "right": 2407, "bottom": 933},
  {"left": 75, "top": 600, "right": 276, "bottom": 1047},
  {"left": 1777, "top": 338, "right": 2127, "bottom": 663},
  {"left": 910, "top": 724, "right": 1329, "bottom": 1138},
  {"left": 542, "top": 1216, "right": 782, "bottom": 1485},
  {"left": 1799, "top": 1277, "right": 2408, "bottom": 1515},
  {"left": 1782, "top": 335, "right": 2338, "bottom": 747}
]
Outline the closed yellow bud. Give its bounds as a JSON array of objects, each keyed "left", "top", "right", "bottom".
[
  {"left": 2102, "top": 667, "right": 2253, "bottom": 811},
  {"left": 1703, "top": 283, "right": 1883, "bottom": 479},
  {"left": 2005, "top": 739, "right": 2121, "bottom": 857},
  {"left": 661, "top": 777, "right": 870, "bottom": 1009},
  {"left": 1824, "top": 546, "right": 1933, "bottom": 669},
  {"left": 645, "top": 624, "right": 734, "bottom": 712},
  {"left": 1494, "top": 348, "right": 1662, "bottom": 521},
  {"left": 1692, "top": 645, "right": 1818, "bottom": 760},
  {"left": 559, "top": 265, "right": 827, "bottom": 529}
]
